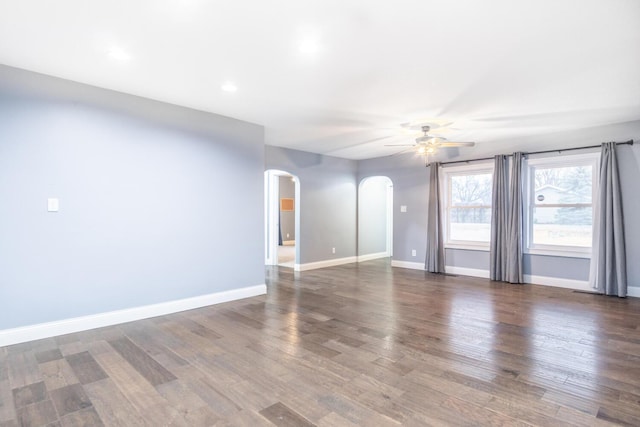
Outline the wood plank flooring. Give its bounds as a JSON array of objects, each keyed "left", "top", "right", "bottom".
[{"left": 1, "top": 259, "right": 640, "bottom": 426}]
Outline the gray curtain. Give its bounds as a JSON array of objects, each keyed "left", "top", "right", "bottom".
[
  {"left": 425, "top": 162, "right": 445, "bottom": 273},
  {"left": 506, "top": 152, "right": 524, "bottom": 283},
  {"left": 590, "top": 142, "right": 627, "bottom": 296},
  {"left": 490, "top": 155, "right": 509, "bottom": 280}
]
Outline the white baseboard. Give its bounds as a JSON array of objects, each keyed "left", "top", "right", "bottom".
[
  {"left": 523, "top": 274, "right": 590, "bottom": 291},
  {"left": 295, "top": 256, "right": 357, "bottom": 272},
  {"left": 0, "top": 284, "right": 267, "bottom": 347},
  {"left": 628, "top": 287, "right": 640, "bottom": 298},
  {"left": 357, "top": 252, "right": 389, "bottom": 263},
  {"left": 282, "top": 240, "right": 295, "bottom": 246},
  {"left": 391, "top": 260, "right": 424, "bottom": 270},
  {"left": 445, "top": 266, "right": 490, "bottom": 279},
  {"left": 390, "top": 261, "right": 491, "bottom": 280}
]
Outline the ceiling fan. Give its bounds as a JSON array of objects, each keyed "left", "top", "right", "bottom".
[{"left": 385, "top": 125, "right": 475, "bottom": 155}]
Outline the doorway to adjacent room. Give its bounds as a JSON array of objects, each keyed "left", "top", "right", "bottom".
[{"left": 265, "top": 170, "right": 299, "bottom": 268}]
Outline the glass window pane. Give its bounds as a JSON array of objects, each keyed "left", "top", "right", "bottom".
[
  {"left": 451, "top": 173, "right": 492, "bottom": 206},
  {"left": 533, "top": 166, "right": 592, "bottom": 205},
  {"left": 532, "top": 206, "right": 592, "bottom": 247},
  {"left": 449, "top": 207, "right": 491, "bottom": 242}
]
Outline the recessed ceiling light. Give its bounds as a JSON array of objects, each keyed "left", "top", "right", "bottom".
[
  {"left": 108, "top": 47, "right": 131, "bottom": 61},
  {"left": 298, "top": 38, "right": 320, "bottom": 55},
  {"left": 221, "top": 82, "right": 238, "bottom": 92}
]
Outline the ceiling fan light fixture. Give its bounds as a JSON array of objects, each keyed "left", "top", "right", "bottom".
[
  {"left": 416, "top": 135, "right": 439, "bottom": 143},
  {"left": 385, "top": 122, "right": 475, "bottom": 157},
  {"left": 415, "top": 126, "right": 442, "bottom": 144}
]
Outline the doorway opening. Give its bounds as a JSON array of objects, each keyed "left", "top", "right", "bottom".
[
  {"left": 358, "top": 176, "right": 393, "bottom": 261},
  {"left": 265, "top": 170, "right": 300, "bottom": 268}
]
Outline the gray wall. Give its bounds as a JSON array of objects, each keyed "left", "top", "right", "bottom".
[
  {"left": 278, "top": 176, "right": 295, "bottom": 242},
  {"left": 359, "top": 121, "right": 640, "bottom": 289},
  {"left": 265, "top": 146, "right": 357, "bottom": 264},
  {"left": 358, "top": 176, "right": 389, "bottom": 256},
  {"left": 0, "top": 65, "right": 265, "bottom": 330}
]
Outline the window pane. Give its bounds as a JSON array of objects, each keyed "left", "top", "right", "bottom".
[
  {"left": 449, "top": 207, "right": 491, "bottom": 242},
  {"left": 534, "top": 165, "right": 592, "bottom": 205},
  {"left": 444, "top": 168, "right": 493, "bottom": 246},
  {"left": 451, "top": 173, "right": 492, "bottom": 206},
  {"left": 532, "top": 206, "right": 592, "bottom": 247}
]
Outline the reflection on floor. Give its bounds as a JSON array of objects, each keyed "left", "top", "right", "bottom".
[
  {"left": 277, "top": 244, "right": 295, "bottom": 268},
  {"left": 2, "top": 259, "right": 640, "bottom": 425}
]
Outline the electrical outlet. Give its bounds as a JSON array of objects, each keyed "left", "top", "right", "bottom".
[
  {"left": 286, "top": 233, "right": 290, "bottom": 238},
  {"left": 47, "top": 198, "right": 59, "bottom": 212},
  {"left": 332, "top": 247, "right": 336, "bottom": 254},
  {"left": 400, "top": 205, "right": 407, "bottom": 213},
  {"left": 411, "top": 249, "right": 417, "bottom": 256}
]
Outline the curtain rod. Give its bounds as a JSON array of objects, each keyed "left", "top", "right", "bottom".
[{"left": 427, "top": 139, "right": 634, "bottom": 167}]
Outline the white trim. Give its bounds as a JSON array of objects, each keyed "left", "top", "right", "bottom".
[
  {"left": 445, "top": 245, "right": 490, "bottom": 252},
  {"left": 445, "top": 266, "right": 490, "bottom": 279},
  {"left": 523, "top": 274, "right": 590, "bottom": 291},
  {"left": 386, "top": 181, "right": 394, "bottom": 257},
  {"left": 523, "top": 152, "right": 599, "bottom": 255},
  {"left": 264, "top": 170, "right": 280, "bottom": 266},
  {"left": 628, "top": 287, "right": 640, "bottom": 298},
  {"left": 525, "top": 248, "right": 591, "bottom": 259},
  {"left": 294, "top": 256, "right": 357, "bottom": 271},
  {"left": 265, "top": 169, "right": 300, "bottom": 267},
  {"left": 440, "top": 163, "right": 494, "bottom": 249},
  {"left": 357, "top": 252, "right": 389, "bottom": 262},
  {"left": 391, "top": 260, "right": 424, "bottom": 270},
  {"left": 0, "top": 284, "right": 267, "bottom": 347}
]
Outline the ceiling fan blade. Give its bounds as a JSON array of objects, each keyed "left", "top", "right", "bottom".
[
  {"left": 437, "top": 142, "right": 475, "bottom": 147},
  {"left": 384, "top": 144, "right": 415, "bottom": 147}
]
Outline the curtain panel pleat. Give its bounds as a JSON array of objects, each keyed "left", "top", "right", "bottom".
[
  {"left": 506, "top": 152, "right": 524, "bottom": 284},
  {"left": 425, "top": 163, "right": 445, "bottom": 273},
  {"left": 490, "top": 155, "right": 509, "bottom": 281},
  {"left": 590, "top": 142, "right": 627, "bottom": 297}
]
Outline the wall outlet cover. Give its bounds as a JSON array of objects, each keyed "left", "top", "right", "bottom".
[{"left": 47, "top": 198, "right": 59, "bottom": 212}]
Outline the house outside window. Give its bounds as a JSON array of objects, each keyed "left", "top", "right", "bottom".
[{"left": 524, "top": 152, "right": 599, "bottom": 257}]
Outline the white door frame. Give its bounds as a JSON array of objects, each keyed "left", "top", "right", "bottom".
[
  {"left": 265, "top": 170, "right": 299, "bottom": 266},
  {"left": 386, "top": 180, "right": 393, "bottom": 257},
  {"left": 264, "top": 171, "right": 279, "bottom": 265}
]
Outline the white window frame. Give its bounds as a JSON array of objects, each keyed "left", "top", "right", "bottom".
[
  {"left": 523, "top": 152, "right": 599, "bottom": 258},
  {"left": 441, "top": 162, "right": 494, "bottom": 251}
]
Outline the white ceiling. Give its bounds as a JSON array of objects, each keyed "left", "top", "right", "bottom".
[{"left": 0, "top": 0, "right": 639, "bottom": 159}]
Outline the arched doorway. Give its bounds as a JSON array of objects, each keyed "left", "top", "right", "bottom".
[
  {"left": 358, "top": 176, "right": 393, "bottom": 261},
  {"left": 265, "top": 170, "right": 300, "bottom": 267}
]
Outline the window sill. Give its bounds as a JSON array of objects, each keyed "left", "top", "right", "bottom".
[
  {"left": 445, "top": 244, "right": 490, "bottom": 252},
  {"left": 525, "top": 248, "right": 591, "bottom": 259}
]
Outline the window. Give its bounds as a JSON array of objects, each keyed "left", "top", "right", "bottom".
[
  {"left": 441, "top": 163, "right": 493, "bottom": 249},
  {"left": 524, "top": 153, "right": 599, "bottom": 257}
]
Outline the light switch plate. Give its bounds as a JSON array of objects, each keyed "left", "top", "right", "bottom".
[
  {"left": 47, "top": 198, "right": 59, "bottom": 212},
  {"left": 400, "top": 205, "right": 407, "bottom": 213}
]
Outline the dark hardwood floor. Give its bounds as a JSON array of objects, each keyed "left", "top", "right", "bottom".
[{"left": 1, "top": 259, "right": 640, "bottom": 426}]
